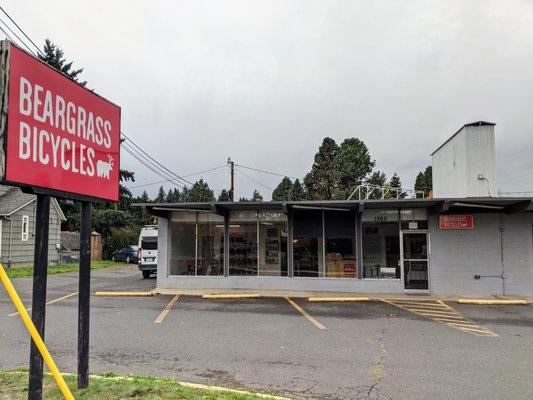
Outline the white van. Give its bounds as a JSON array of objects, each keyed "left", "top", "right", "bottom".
[{"left": 138, "top": 225, "right": 158, "bottom": 279}]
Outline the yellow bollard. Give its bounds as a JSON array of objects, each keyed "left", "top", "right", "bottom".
[{"left": 0, "top": 263, "right": 75, "bottom": 400}]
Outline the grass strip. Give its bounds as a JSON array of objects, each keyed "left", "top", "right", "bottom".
[
  {"left": 0, "top": 369, "right": 287, "bottom": 400},
  {"left": 4, "top": 261, "right": 128, "bottom": 279}
]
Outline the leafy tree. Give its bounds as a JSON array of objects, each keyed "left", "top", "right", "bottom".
[
  {"left": 154, "top": 186, "right": 166, "bottom": 203},
  {"left": 39, "top": 39, "right": 87, "bottom": 86},
  {"left": 251, "top": 190, "right": 263, "bottom": 202},
  {"left": 217, "top": 189, "right": 231, "bottom": 202},
  {"left": 331, "top": 138, "right": 375, "bottom": 199},
  {"left": 414, "top": 166, "right": 432, "bottom": 197},
  {"left": 388, "top": 172, "right": 406, "bottom": 199},
  {"left": 272, "top": 177, "right": 293, "bottom": 201},
  {"left": 304, "top": 138, "right": 338, "bottom": 200},
  {"left": 290, "top": 179, "right": 309, "bottom": 201},
  {"left": 188, "top": 179, "right": 215, "bottom": 202},
  {"left": 365, "top": 171, "right": 387, "bottom": 199}
]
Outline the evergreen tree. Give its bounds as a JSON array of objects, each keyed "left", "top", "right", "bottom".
[
  {"left": 303, "top": 138, "right": 338, "bottom": 200},
  {"left": 290, "top": 179, "right": 309, "bottom": 201},
  {"left": 165, "top": 189, "right": 174, "bottom": 203},
  {"left": 39, "top": 39, "right": 87, "bottom": 86},
  {"left": 251, "top": 190, "right": 263, "bottom": 202},
  {"left": 172, "top": 188, "right": 181, "bottom": 202},
  {"left": 217, "top": 189, "right": 231, "bottom": 202},
  {"left": 139, "top": 190, "right": 150, "bottom": 203},
  {"left": 272, "top": 177, "right": 293, "bottom": 201},
  {"left": 365, "top": 171, "right": 387, "bottom": 199},
  {"left": 238, "top": 196, "right": 250, "bottom": 202},
  {"left": 331, "top": 138, "right": 375, "bottom": 199},
  {"left": 414, "top": 166, "right": 432, "bottom": 197},
  {"left": 388, "top": 172, "right": 406, "bottom": 199},
  {"left": 180, "top": 187, "right": 190, "bottom": 202},
  {"left": 188, "top": 179, "right": 215, "bottom": 202},
  {"left": 154, "top": 186, "right": 166, "bottom": 203}
]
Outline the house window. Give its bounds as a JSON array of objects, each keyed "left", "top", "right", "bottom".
[{"left": 22, "top": 215, "right": 30, "bottom": 241}]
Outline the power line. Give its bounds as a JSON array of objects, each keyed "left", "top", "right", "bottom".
[
  {"left": 122, "top": 142, "right": 187, "bottom": 190},
  {"left": 0, "top": 18, "right": 34, "bottom": 54},
  {"left": 235, "top": 167, "right": 274, "bottom": 191},
  {"left": 0, "top": 24, "right": 15, "bottom": 43},
  {"left": 128, "top": 165, "right": 226, "bottom": 189},
  {"left": 0, "top": 6, "right": 43, "bottom": 56},
  {"left": 235, "top": 163, "right": 301, "bottom": 181},
  {"left": 121, "top": 132, "right": 192, "bottom": 185}
]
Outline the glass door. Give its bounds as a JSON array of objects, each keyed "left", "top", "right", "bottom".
[{"left": 401, "top": 232, "right": 429, "bottom": 290}]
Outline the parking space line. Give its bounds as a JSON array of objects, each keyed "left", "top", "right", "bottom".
[
  {"left": 382, "top": 298, "right": 498, "bottom": 337},
  {"left": 8, "top": 291, "right": 78, "bottom": 317},
  {"left": 154, "top": 295, "right": 180, "bottom": 324},
  {"left": 284, "top": 297, "right": 326, "bottom": 330}
]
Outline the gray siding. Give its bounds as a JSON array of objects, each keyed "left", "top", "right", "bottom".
[
  {"left": 0, "top": 200, "right": 62, "bottom": 266},
  {"left": 429, "top": 213, "right": 533, "bottom": 296}
]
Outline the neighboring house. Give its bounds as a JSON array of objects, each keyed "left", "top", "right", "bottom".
[
  {"left": 0, "top": 185, "right": 66, "bottom": 266},
  {"left": 61, "top": 231, "right": 103, "bottom": 262}
]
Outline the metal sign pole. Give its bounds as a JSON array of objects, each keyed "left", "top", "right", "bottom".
[
  {"left": 77, "top": 201, "right": 92, "bottom": 388},
  {"left": 28, "top": 194, "right": 51, "bottom": 400}
]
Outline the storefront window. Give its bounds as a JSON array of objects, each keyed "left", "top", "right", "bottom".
[
  {"left": 258, "top": 211, "right": 288, "bottom": 276},
  {"left": 293, "top": 209, "right": 323, "bottom": 277},
  {"left": 362, "top": 210, "right": 400, "bottom": 279},
  {"left": 325, "top": 210, "right": 356, "bottom": 278},
  {"left": 229, "top": 211, "right": 258, "bottom": 275},
  {"left": 170, "top": 212, "right": 197, "bottom": 275},
  {"left": 197, "top": 213, "right": 224, "bottom": 276}
]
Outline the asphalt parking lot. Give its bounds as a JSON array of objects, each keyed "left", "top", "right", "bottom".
[{"left": 1, "top": 265, "right": 532, "bottom": 400}]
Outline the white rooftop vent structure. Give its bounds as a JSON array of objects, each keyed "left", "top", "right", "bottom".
[{"left": 431, "top": 121, "right": 496, "bottom": 198}]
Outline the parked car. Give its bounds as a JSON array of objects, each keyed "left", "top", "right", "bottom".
[
  {"left": 111, "top": 245, "right": 139, "bottom": 263},
  {"left": 138, "top": 226, "right": 158, "bottom": 279}
]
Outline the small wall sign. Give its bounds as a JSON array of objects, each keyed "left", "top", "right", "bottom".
[{"left": 438, "top": 214, "right": 474, "bottom": 230}]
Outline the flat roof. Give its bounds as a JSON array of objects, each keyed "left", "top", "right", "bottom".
[
  {"left": 431, "top": 121, "right": 496, "bottom": 156},
  {"left": 136, "top": 197, "right": 533, "bottom": 216}
]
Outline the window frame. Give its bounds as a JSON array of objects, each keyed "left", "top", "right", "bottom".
[{"left": 21, "top": 215, "right": 30, "bottom": 241}]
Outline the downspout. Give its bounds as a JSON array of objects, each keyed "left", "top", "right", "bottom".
[
  {"left": 499, "top": 214, "right": 506, "bottom": 296},
  {"left": 4, "top": 215, "right": 12, "bottom": 268}
]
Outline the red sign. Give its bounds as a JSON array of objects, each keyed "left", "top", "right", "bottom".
[
  {"left": 0, "top": 42, "right": 120, "bottom": 201},
  {"left": 439, "top": 215, "right": 474, "bottom": 230}
]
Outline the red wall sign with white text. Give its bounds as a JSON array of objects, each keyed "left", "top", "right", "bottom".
[
  {"left": 438, "top": 215, "right": 474, "bottom": 230},
  {"left": 1, "top": 41, "right": 120, "bottom": 201}
]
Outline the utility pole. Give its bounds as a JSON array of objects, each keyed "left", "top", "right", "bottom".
[{"left": 227, "top": 157, "right": 235, "bottom": 201}]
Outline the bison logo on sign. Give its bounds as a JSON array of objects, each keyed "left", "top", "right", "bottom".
[{"left": 96, "top": 155, "right": 114, "bottom": 179}]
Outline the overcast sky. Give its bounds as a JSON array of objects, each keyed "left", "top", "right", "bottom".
[{"left": 3, "top": 0, "right": 533, "bottom": 199}]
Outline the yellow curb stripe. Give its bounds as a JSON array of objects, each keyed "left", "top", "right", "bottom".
[
  {"left": 202, "top": 293, "right": 262, "bottom": 299},
  {"left": 155, "top": 295, "right": 180, "bottom": 324},
  {"left": 308, "top": 296, "right": 369, "bottom": 302},
  {"left": 8, "top": 291, "right": 79, "bottom": 317},
  {"left": 94, "top": 291, "right": 153, "bottom": 297},
  {"left": 457, "top": 299, "right": 527, "bottom": 305},
  {"left": 285, "top": 297, "right": 326, "bottom": 330}
]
